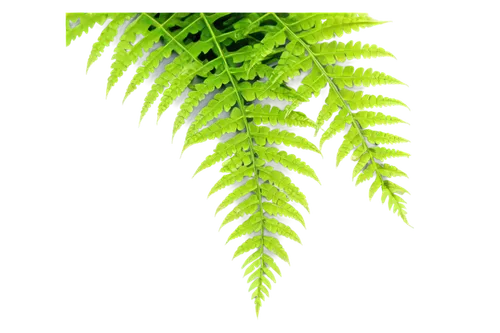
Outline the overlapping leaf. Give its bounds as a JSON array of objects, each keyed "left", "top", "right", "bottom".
[{"left": 66, "top": 12, "right": 410, "bottom": 316}]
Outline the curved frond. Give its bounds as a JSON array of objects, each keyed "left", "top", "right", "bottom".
[
  {"left": 87, "top": 14, "right": 135, "bottom": 72},
  {"left": 66, "top": 13, "right": 111, "bottom": 46},
  {"left": 267, "top": 12, "right": 411, "bottom": 226},
  {"left": 67, "top": 11, "right": 409, "bottom": 316}
]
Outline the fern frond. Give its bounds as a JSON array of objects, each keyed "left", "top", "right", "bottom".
[
  {"left": 336, "top": 126, "right": 363, "bottom": 166},
  {"left": 220, "top": 195, "right": 260, "bottom": 229},
  {"left": 183, "top": 108, "right": 246, "bottom": 151},
  {"left": 264, "top": 218, "right": 302, "bottom": 243},
  {"left": 297, "top": 14, "right": 387, "bottom": 44},
  {"left": 370, "top": 147, "right": 410, "bottom": 161},
  {"left": 319, "top": 108, "right": 352, "bottom": 148},
  {"left": 194, "top": 133, "right": 250, "bottom": 176},
  {"left": 262, "top": 201, "right": 305, "bottom": 228},
  {"left": 267, "top": 41, "right": 311, "bottom": 87},
  {"left": 311, "top": 41, "right": 395, "bottom": 65},
  {"left": 66, "top": 13, "right": 111, "bottom": 46},
  {"left": 185, "top": 87, "right": 237, "bottom": 138},
  {"left": 381, "top": 181, "right": 409, "bottom": 225},
  {"left": 333, "top": 116, "right": 410, "bottom": 225},
  {"left": 326, "top": 66, "right": 406, "bottom": 89},
  {"left": 106, "top": 14, "right": 157, "bottom": 96},
  {"left": 267, "top": 12, "right": 411, "bottom": 226},
  {"left": 262, "top": 236, "right": 289, "bottom": 263},
  {"left": 86, "top": 13, "right": 134, "bottom": 72},
  {"left": 233, "top": 236, "right": 262, "bottom": 259},
  {"left": 266, "top": 11, "right": 401, "bottom": 116},
  {"left": 258, "top": 166, "right": 309, "bottom": 212},
  {"left": 226, "top": 214, "right": 263, "bottom": 243},
  {"left": 156, "top": 61, "right": 210, "bottom": 122},
  {"left": 250, "top": 124, "right": 322, "bottom": 155},
  {"left": 239, "top": 27, "right": 287, "bottom": 75},
  {"left": 377, "top": 164, "right": 408, "bottom": 178},
  {"left": 246, "top": 104, "right": 316, "bottom": 129},
  {"left": 340, "top": 89, "right": 409, "bottom": 110},
  {"left": 208, "top": 166, "right": 254, "bottom": 197},
  {"left": 363, "top": 129, "right": 410, "bottom": 145},
  {"left": 254, "top": 146, "right": 320, "bottom": 183},
  {"left": 172, "top": 81, "right": 219, "bottom": 140},
  {"left": 216, "top": 179, "right": 258, "bottom": 216},
  {"left": 239, "top": 81, "right": 308, "bottom": 103},
  {"left": 354, "top": 111, "right": 407, "bottom": 128},
  {"left": 67, "top": 12, "right": 410, "bottom": 315},
  {"left": 316, "top": 89, "right": 411, "bottom": 137}
]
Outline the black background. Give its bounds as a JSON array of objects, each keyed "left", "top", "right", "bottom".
[{"left": 54, "top": 2, "right": 418, "bottom": 329}]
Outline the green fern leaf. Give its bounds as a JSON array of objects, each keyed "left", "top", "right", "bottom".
[
  {"left": 377, "top": 164, "right": 408, "bottom": 178},
  {"left": 384, "top": 180, "right": 410, "bottom": 196},
  {"left": 363, "top": 129, "right": 410, "bottom": 145},
  {"left": 326, "top": 65, "right": 406, "bottom": 89},
  {"left": 266, "top": 12, "right": 411, "bottom": 225},
  {"left": 220, "top": 195, "right": 260, "bottom": 229},
  {"left": 208, "top": 166, "right": 253, "bottom": 197},
  {"left": 250, "top": 124, "right": 321, "bottom": 155},
  {"left": 266, "top": 41, "right": 311, "bottom": 88},
  {"left": 233, "top": 236, "right": 262, "bottom": 259},
  {"left": 172, "top": 82, "right": 218, "bottom": 140},
  {"left": 264, "top": 218, "right": 302, "bottom": 243},
  {"left": 106, "top": 14, "right": 156, "bottom": 96},
  {"left": 298, "top": 14, "right": 386, "bottom": 43},
  {"left": 67, "top": 12, "right": 409, "bottom": 315},
  {"left": 351, "top": 162, "right": 376, "bottom": 188},
  {"left": 263, "top": 236, "right": 289, "bottom": 263},
  {"left": 354, "top": 111, "right": 407, "bottom": 128},
  {"left": 66, "top": 13, "right": 111, "bottom": 46},
  {"left": 340, "top": 89, "right": 408, "bottom": 110},
  {"left": 254, "top": 146, "right": 320, "bottom": 183},
  {"left": 86, "top": 14, "right": 134, "bottom": 72},
  {"left": 319, "top": 108, "right": 352, "bottom": 149},
  {"left": 226, "top": 214, "right": 263, "bottom": 243},
  {"left": 336, "top": 126, "right": 363, "bottom": 166},
  {"left": 381, "top": 181, "right": 410, "bottom": 226},
  {"left": 246, "top": 104, "right": 316, "bottom": 129},
  {"left": 185, "top": 87, "right": 238, "bottom": 138},
  {"left": 311, "top": 40, "right": 395, "bottom": 65},
  {"left": 216, "top": 179, "right": 258, "bottom": 215},
  {"left": 370, "top": 147, "right": 410, "bottom": 161},
  {"left": 194, "top": 133, "right": 250, "bottom": 176},
  {"left": 262, "top": 201, "right": 305, "bottom": 228},
  {"left": 183, "top": 108, "right": 245, "bottom": 151},
  {"left": 258, "top": 166, "right": 309, "bottom": 212},
  {"left": 240, "top": 27, "right": 286, "bottom": 74}
]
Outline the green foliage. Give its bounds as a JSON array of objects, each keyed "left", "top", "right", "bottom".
[{"left": 66, "top": 12, "right": 410, "bottom": 315}]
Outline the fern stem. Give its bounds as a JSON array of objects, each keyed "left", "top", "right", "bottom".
[
  {"left": 198, "top": 14, "right": 270, "bottom": 45},
  {"left": 271, "top": 13, "right": 409, "bottom": 224},
  {"left": 200, "top": 12, "right": 264, "bottom": 298},
  {"left": 143, "top": 13, "right": 203, "bottom": 65}
]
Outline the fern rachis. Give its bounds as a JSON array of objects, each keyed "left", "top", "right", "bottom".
[{"left": 66, "top": 12, "right": 410, "bottom": 315}]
